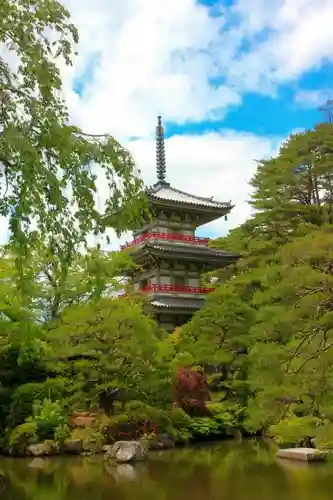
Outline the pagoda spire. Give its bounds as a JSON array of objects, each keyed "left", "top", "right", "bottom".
[{"left": 156, "top": 115, "right": 167, "bottom": 184}]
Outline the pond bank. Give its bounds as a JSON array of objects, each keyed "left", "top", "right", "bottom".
[{"left": 1, "top": 440, "right": 333, "bottom": 500}]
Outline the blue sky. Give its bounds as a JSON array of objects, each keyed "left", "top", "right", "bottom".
[{"left": 65, "top": 0, "right": 333, "bottom": 245}]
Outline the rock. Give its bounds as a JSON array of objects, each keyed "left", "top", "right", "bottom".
[
  {"left": 62, "top": 439, "right": 83, "bottom": 455},
  {"left": 142, "top": 434, "right": 175, "bottom": 450},
  {"left": 113, "top": 464, "right": 137, "bottom": 482},
  {"left": 27, "top": 441, "right": 57, "bottom": 457},
  {"left": 102, "top": 445, "right": 113, "bottom": 454},
  {"left": 277, "top": 447, "right": 328, "bottom": 462},
  {"left": 156, "top": 433, "right": 175, "bottom": 449},
  {"left": 106, "top": 440, "right": 146, "bottom": 463},
  {"left": 28, "top": 458, "right": 48, "bottom": 470}
]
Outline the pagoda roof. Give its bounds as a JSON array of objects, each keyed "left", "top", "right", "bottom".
[
  {"left": 148, "top": 182, "right": 231, "bottom": 210},
  {"left": 151, "top": 298, "right": 203, "bottom": 310},
  {"left": 135, "top": 240, "right": 239, "bottom": 260}
]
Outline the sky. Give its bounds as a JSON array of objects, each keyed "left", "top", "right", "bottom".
[{"left": 2, "top": 0, "right": 333, "bottom": 247}]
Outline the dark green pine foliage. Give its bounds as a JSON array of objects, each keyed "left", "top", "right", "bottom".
[{"left": 181, "top": 118, "right": 333, "bottom": 446}]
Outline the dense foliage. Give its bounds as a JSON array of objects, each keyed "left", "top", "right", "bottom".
[
  {"left": 179, "top": 120, "right": 333, "bottom": 448},
  {"left": 1, "top": 0, "right": 333, "bottom": 457},
  {"left": 0, "top": 0, "right": 147, "bottom": 258}
]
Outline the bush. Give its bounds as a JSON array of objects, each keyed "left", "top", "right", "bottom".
[
  {"left": 28, "top": 399, "right": 67, "bottom": 441},
  {"left": 69, "top": 427, "right": 105, "bottom": 453},
  {"left": 174, "top": 368, "right": 210, "bottom": 416},
  {"left": 207, "top": 401, "right": 244, "bottom": 436},
  {"left": 168, "top": 407, "right": 192, "bottom": 443},
  {"left": 7, "top": 377, "right": 71, "bottom": 429},
  {"left": 314, "top": 421, "right": 333, "bottom": 450},
  {"left": 9, "top": 421, "right": 38, "bottom": 456},
  {"left": 269, "top": 416, "right": 320, "bottom": 447},
  {"left": 189, "top": 417, "right": 220, "bottom": 437}
]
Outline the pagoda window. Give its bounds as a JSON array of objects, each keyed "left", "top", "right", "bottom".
[
  {"left": 172, "top": 275, "right": 186, "bottom": 287},
  {"left": 141, "top": 278, "right": 148, "bottom": 289}
]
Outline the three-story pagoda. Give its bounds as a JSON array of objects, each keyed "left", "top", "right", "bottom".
[{"left": 121, "top": 117, "right": 239, "bottom": 330}]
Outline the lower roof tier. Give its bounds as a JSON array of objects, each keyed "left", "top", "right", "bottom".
[
  {"left": 129, "top": 241, "right": 239, "bottom": 268},
  {"left": 150, "top": 297, "right": 204, "bottom": 311}
]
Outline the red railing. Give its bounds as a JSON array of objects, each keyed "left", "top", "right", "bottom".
[
  {"left": 120, "top": 232, "right": 209, "bottom": 250},
  {"left": 142, "top": 284, "right": 215, "bottom": 294}
]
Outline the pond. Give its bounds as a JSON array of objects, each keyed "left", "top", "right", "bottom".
[{"left": 0, "top": 440, "right": 333, "bottom": 500}]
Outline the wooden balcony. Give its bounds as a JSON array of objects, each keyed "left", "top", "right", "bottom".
[
  {"left": 120, "top": 232, "right": 209, "bottom": 250},
  {"left": 142, "top": 284, "right": 215, "bottom": 294}
]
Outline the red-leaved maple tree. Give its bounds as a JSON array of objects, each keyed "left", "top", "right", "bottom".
[{"left": 174, "top": 367, "right": 211, "bottom": 416}]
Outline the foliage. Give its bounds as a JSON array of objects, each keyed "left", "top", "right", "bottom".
[
  {"left": 46, "top": 297, "right": 162, "bottom": 412},
  {"left": 0, "top": 0, "right": 148, "bottom": 258},
  {"left": 268, "top": 416, "right": 320, "bottom": 447},
  {"left": 181, "top": 117, "right": 333, "bottom": 445},
  {"left": 1, "top": 9, "right": 332, "bottom": 455},
  {"left": 174, "top": 367, "right": 211, "bottom": 416},
  {"left": 27, "top": 398, "right": 67, "bottom": 440},
  {"left": 9, "top": 422, "right": 38, "bottom": 456},
  {"left": 69, "top": 427, "right": 104, "bottom": 452}
]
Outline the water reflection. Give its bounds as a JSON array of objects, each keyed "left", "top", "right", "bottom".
[{"left": 0, "top": 440, "right": 333, "bottom": 500}]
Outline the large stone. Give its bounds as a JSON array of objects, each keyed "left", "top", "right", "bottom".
[
  {"left": 28, "top": 458, "right": 48, "bottom": 470},
  {"left": 27, "top": 441, "right": 57, "bottom": 457},
  {"left": 107, "top": 440, "right": 146, "bottom": 463},
  {"left": 141, "top": 433, "right": 175, "bottom": 450},
  {"left": 277, "top": 447, "right": 328, "bottom": 462},
  {"left": 62, "top": 439, "right": 83, "bottom": 455},
  {"left": 113, "top": 464, "right": 137, "bottom": 482}
]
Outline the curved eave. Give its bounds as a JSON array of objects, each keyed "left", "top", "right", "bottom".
[
  {"left": 149, "top": 197, "right": 233, "bottom": 225},
  {"left": 127, "top": 242, "right": 239, "bottom": 267},
  {"left": 149, "top": 299, "right": 203, "bottom": 311}
]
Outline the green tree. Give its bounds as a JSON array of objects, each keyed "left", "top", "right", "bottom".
[
  {"left": 46, "top": 296, "right": 163, "bottom": 414},
  {"left": 181, "top": 119, "right": 333, "bottom": 442},
  {"left": 212, "top": 121, "right": 333, "bottom": 268},
  {"left": 245, "top": 225, "right": 333, "bottom": 434},
  {"left": 11, "top": 239, "right": 137, "bottom": 321},
  {"left": 0, "top": 0, "right": 147, "bottom": 256}
]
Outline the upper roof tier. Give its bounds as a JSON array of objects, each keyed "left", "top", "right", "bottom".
[{"left": 148, "top": 181, "right": 232, "bottom": 210}]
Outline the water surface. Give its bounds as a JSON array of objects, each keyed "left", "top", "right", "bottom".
[{"left": 0, "top": 440, "right": 333, "bottom": 500}]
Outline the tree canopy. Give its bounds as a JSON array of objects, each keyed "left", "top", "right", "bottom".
[
  {"left": 180, "top": 117, "right": 333, "bottom": 446},
  {"left": 0, "top": 0, "right": 147, "bottom": 256}
]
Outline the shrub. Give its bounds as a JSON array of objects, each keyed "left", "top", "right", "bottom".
[
  {"left": 54, "top": 424, "right": 71, "bottom": 445},
  {"left": 9, "top": 421, "right": 38, "bottom": 456},
  {"left": 174, "top": 368, "right": 210, "bottom": 416},
  {"left": 168, "top": 407, "right": 193, "bottom": 443},
  {"left": 28, "top": 399, "right": 67, "bottom": 440},
  {"left": 189, "top": 417, "right": 220, "bottom": 437},
  {"left": 7, "top": 377, "right": 72, "bottom": 429},
  {"left": 269, "top": 416, "right": 320, "bottom": 447},
  {"left": 69, "top": 427, "right": 104, "bottom": 452}
]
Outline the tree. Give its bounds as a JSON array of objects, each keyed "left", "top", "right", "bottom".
[
  {"left": 212, "top": 121, "right": 333, "bottom": 269},
  {"left": 245, "top": 225, "right": 333, "bottom": 434},
  {"left": 0, "top": 0, "right": 147, "bottom": 257},
  {"left": 46, "top": 296, "right": 163, "bottom": 414},
  {"left": 180, "top": 119, "right": 333, "bottom": 443},
  {"left": 9, "top": 239, "right": 137, "bottom": 321}
]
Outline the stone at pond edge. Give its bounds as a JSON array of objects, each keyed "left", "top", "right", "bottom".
[
  {"left": 141, "top": 433, "right": 175, "bottom": 450},
  {"left": 27, "top": 441, "right": 58, "bottom": 457},
  {"left": 102, "top": 445, "right": 113, "bottom": 454},
  {"left": 277, "top": 447, "right": 328, "bottom": 462},
  {"left": 62, "top": 439, "right": 83, "bottom": 455},
  {"left": 28, "top": 458, "right": 49, "bottom": 470},
  {"left": 106, "top": 441, "right": 146, "bottom": 463}
]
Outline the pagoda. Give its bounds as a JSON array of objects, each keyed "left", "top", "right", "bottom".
[{"left": 121, "top": 116, "right": 239, "bottom": 330}]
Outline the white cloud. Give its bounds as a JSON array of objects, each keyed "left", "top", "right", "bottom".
[
  {"left": 61, "top": 0, "right": 333, "bottom": 137},
  {"left": 294, "top": 89, "right": 333, "bottom": 109}
]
